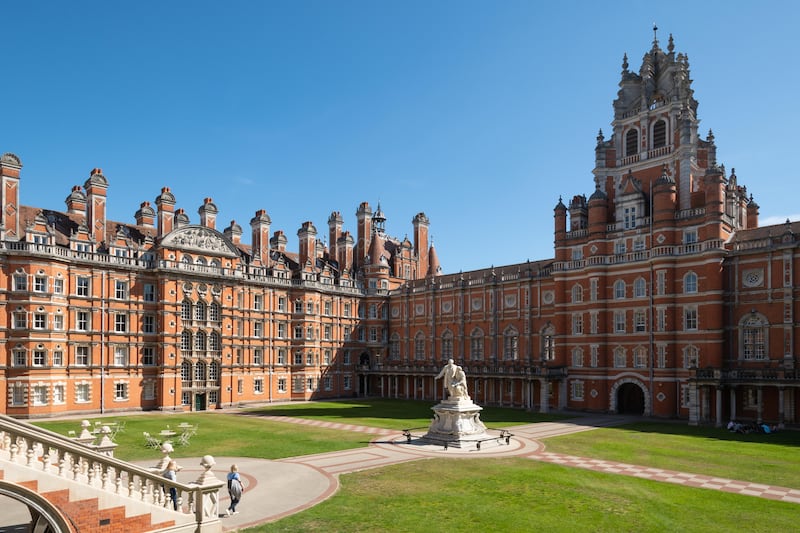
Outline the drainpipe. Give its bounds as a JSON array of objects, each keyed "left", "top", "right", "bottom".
[{"left": 100, "top": 270, "right": 106, "bottom": 414}]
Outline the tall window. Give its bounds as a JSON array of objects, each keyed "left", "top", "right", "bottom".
[
  {"left": 115, "top": 313, "right": 128, "bottom": 333},
  {"left": 142, "top": 346, "right": 156, "bottom": 366},
  {"left": 503, "top": 328, "right": 518, "bottom": 360},
  {"left": 181, "top": 300, "right": 192, "bottom": 321},
  {"left": 683, "top": 345, "right": 699, "bottom": 368},
  {"left": 441, "top": 331, "right": 453, "bottom": 359},
  {"left": 684, "top": 307, "right": 698, "bottom": 331},
  {"left": 652, "top": 119, "right": 666, "bottom": 148},
  {"left": 144, "top": 283, "right": 156, "bottom": 302},
  {"left": 542, "top": 326, "right": 555, "bottom": 361},
  {"left": 470, "top": 329, "right": 484, "bottom": 360},
  {"left": 625, "top": 128, "right": 638, "bottom": 156},
  {"left": 115, "top": 280, "right": 128, "bottom": 299},
  {"left": 572, "top": 313, "right": 583, "bottom": 335},
  {"left": 143, "top": 315, "right": 156, "bottom": 334},
  {"left": 195, "top": 301, "right": 206, "bottom": 321},
  {"left": 614, "top": 280, "right": 626, "bottom": 299},
  {"left": 614, "top": 310, "right": 626, "bottom": 333},
  {"left": 114, "top": 346, "right": 128, "bottom": 366},
  {"left": 742, "top": 315, "right": 767, "bottom": 360},
  {"left": 571, "top": 284, "right": 583, "bottom": 303},
  {"left": 414, "top": 332, "right": 425, "bottom": 360},
  {"left": 634, "top": 310, "right": 647, "bottom": 332},
  {"left": 634, "top": 278, "right": 646, "bottom": 298},
  {"left": 623, "top": 206, "right": 637, "bottom": 229},
  {"left": 684, "top": 272, "right": 698, "bottom": 294},
  {"left": 75, "top": 346, "right": 89, "bottom": 366},
  {"left": 634, "top": 346, "right": 647, "bottom": 368},
  {"left": 77, "top": 310, "right": 89, "bottom": 331},
  {"left": 209, "top": 302, "right": 220, "bottom": 322},
  {"left": 613, "top": 347, "right": 626, "bottom": 368},
  {"left": 14, "top": 272, "right": 27, "bottom": 291}
]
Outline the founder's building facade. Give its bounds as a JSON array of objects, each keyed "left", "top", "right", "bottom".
[{"left": 1, "top": 33, "right": 797, "bottom": 427}]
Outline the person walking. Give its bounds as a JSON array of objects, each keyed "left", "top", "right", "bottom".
[
  {"left": 226, "top": 464, "right": 243, "bottom": 516},
  {"left": 162, "top": 460, "right": 179, "bottom": 510}
]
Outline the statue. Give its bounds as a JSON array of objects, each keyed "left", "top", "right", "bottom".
[{"left": 435, "top": 359, "right": 469, "bottom": 400}]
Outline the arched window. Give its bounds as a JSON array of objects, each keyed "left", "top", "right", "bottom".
[
  {"left": 470, "top": 328, "right": 484, "bottom": 361},
  {"left": 683, "top": 345, "right": 699, "bottom": 368},
  {"left": 194, "top": 361, "right": 206, "bottom": 381},
  {"left": 541, "top": 325, "right": 555, "bottom": 361},
  {"left": 180, "top": 360, "right": 191, "bottom": 381},
  {"left": 181, "top": 331, "right": 192, "bottom": 352},
  {"left": 634, "top": 346, "right": 647, "bottom": 368},
  {"left": 571, "top": 347, "right": 583, "bottom": 367},
  {"left": 194, "top": 331, "right": 206, "bottom": 351},
  {"left": 625, "top": 129, "right": 639, "bottom": 156},
  {"left": 181, "top": 300, "right": 192, "bottom": 321},
  {"left": 209, "top": 332, "right": 220, "bottom": 353},
  {"left": 634, "top": 278, "right": 647, "bottom": 298},
  {"left": 389, "top": 333, "right": 401, "bottom": 360},
  {"left": 209, "top": 361, "right": 219, "bottom": 381},
  {"left": 741, "top": 315, "right": 768, "bottom": 360},
  {"left": 614, "top": 280, "right": 626, "bottom": 299},
  {"left": 652, "top": 119, "right": 667, "bottom": 148},
  {"left": 209, "top": 302, "right": 220, "bottom": 322},
  {"left": 195, "top": 301, "right": 206, "bottom": 321},
  {"left": 503, "top": 327, "right": 519, "bottom": 360},
  {"left": 414, "top": 332, "right": 425, "bottom": 360},
  {"left": 684, "top": 272, "right": 698, "bottom": 294},
  {"left": 571, "top": 284, "right": 583, "bottom": 303},
  {"left": 441, "top": 330, "right": 453, "bottom": 360}
]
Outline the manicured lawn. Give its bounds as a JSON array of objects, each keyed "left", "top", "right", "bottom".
[
  {"left": 242, "top": 399, "right": 570, "bottom": 430},
  {"left": 249, "top": 458, "right": 799, "bottom": 533},
  {"left": 33, "top": 412, "right": 370, "bottom": 462},
  {"left": 542, "top": 422, "right": 800, "bottom": 490}
]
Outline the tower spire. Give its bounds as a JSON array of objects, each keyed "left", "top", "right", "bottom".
[{"left": 652, "top": 23, "right": 659, "bottom": 48}]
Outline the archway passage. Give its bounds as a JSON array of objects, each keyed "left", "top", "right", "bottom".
[{"left": 616, "top": 383, "right": 645, "bottom": 415}]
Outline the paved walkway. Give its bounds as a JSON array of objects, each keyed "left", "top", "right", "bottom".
[{"left": 165, "top": 414, "right": 800, "bottom": 531}]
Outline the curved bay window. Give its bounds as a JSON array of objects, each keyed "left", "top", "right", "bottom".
[{"left": 180, "top": 360, "right": 191, "bottom": 382}]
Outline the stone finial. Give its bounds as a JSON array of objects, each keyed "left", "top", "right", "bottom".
[
  {"left": 622, "top": 53, "right": 629, "bottom": 72},
  {"left": 195, "top": 455, "right": 219, "bottom": 485}
]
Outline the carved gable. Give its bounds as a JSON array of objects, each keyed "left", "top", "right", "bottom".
[{"left": 160, "top": 225, "right": 240, "bottom": 258}]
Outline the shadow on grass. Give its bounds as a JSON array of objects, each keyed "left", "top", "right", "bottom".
[
  {"left": 237, "top": 398, "right": 573, "bottom": 427},
  {"left": 615, "top": 421, "right": 800, "bottom": 447}
]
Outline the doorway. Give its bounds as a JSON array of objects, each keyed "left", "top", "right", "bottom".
[{"left": 616, "top": 383, "right": 645, "bottom": 415}]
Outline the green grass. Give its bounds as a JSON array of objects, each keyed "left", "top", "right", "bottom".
[
  {"left": 250, "top": 458, "right": 800, "bottom": 533},
  {"left": 242, "top": 398, "right": 570, "bottom": 430},
  {"left": 30, "top": 401, "right": 800, "bottom": 532},
  {"left": 542, "top": 422, "right": 800, "bottom": 489},
  {"left": 34, "top": 412, "right": 371, "bottom": 462}
]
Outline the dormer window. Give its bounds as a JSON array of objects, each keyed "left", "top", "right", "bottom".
[{"left": 625, "top": 129, "right": 638, "bottom": 156}]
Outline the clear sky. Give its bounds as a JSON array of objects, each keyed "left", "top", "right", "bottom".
[{"left": 2, "top": 1, "right": 798, "bottom": 273}]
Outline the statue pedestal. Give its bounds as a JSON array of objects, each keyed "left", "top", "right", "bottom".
[{"left": 422, "top": 397, "right": 490, "bottom": 448}]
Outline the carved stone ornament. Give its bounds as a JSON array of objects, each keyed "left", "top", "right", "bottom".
[
  {"left": 742, "top": 269, "right": 764, "bottom": 288},
  {"left": 160, "top": 225, "right": 239, "bottom": 257}
]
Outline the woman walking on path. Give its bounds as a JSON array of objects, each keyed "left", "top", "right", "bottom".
[{"left": 226, "top": 464, "right": 243, "bottom": 516}]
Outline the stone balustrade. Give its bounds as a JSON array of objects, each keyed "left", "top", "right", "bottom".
[{"left": 0, "top": 413, "right": 224, "bottom": 532}]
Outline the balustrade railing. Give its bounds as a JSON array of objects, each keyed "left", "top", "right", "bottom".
[{"left": 0, "top": 414, "right": 224, "bottom": 530}]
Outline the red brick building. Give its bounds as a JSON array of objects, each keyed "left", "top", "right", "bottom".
[{"left": 1, "top": 33, "right": 797, "bottom": 426}]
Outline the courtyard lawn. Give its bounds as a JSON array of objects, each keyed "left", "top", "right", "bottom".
[
  {"left": 248, "top": 458, "right": 799, "bottom": 533},
  {"left": 33, "top": 412, "right": 371, "bottom": 462},
  {"left": 541, "top": 422, "right": 800, "bottom": 490},
  {"left": 243, "top": 398, "right": 570, "bottom": 430}
]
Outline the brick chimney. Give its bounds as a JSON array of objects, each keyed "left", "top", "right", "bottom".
[
  {"left": 155, "top": 187, "right": 176, "bottom": 236},
  {"left": 65, "top": 185, "right": 87, "bottom": 215},
  {"left": 198, "top": 197, "right": 218, "bottom": 229},
  {"left": 84, "top": 168, "right": 108, "bottom": 243},
  {"left": 250, "top": 209, "right": 271, "bottom": 265},
  {"left": 135, "top": 201, "right": 156, "bottom": 227}
]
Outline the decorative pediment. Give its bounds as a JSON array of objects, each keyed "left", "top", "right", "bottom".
[{"left": 160, "top": 225, "right": 239, "bottom": 258}]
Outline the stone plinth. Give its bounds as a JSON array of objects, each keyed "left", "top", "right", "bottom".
[{"left": 422, "top": 397, "right": 490, "bottom": 447}]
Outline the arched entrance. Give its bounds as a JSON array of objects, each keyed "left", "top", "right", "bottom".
[{"left": 616, "top": 382, "right": 645, "bottom": 415}]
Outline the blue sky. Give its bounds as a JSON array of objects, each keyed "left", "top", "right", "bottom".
[{"left": 2, "top": 1, "right": 798, "bottom": 273}]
